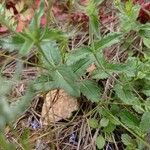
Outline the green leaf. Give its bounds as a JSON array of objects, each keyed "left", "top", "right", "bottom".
[
  {"left": 0, "top": 117, "right": 6, "bottom": 130},
  {"left": 51, "top": 65, "right": 80, "bottom": 97},
  {"left": 80, "top": 79, "right": 101, "bottom": 102},
  {"left": 124, "top": 57, "right": 139, "bottom": 77},
  {"left": 85, "top": 0, "right": 102, "bottom": 39},
  {"left": 110, "top": 105, "right": 120, "bottom": 115},
  {"left": 142, "top": 90, "right": 150, "bottom": 97},
  {"left": 100, "top": 108, "right": 120, "bottom": 126},
  {"left": 103, "top": 122, "right": 116, "bottom": 133},
  {"left": 89, "top": 118, "right": 99, "bottom": 129},
  {"left": 92, "top": 56, "right": 138, "bottom": 79},
  {"left": 132, "top": 100, "right": 144, "bottom": 114},
  {"left": 142, "top": 80, "right": 150, "bottom": 96},
  {"left": 40, "top": 41, "right": 61, "bottom": 67},
  {"left": 140, "top": 112, "right": 150, "bottom": 133},
  {"left": 33, "top": 75, "right": 56, "bottom": 92},
  {"left": 100, "top": 118, "right": 109, "bottom": 127},
  {"left": 139, "top": 23, "right": 150, "bottom": 39},
  {"left": 125, "top": 0, "right": 134, "bottom": 16},
  {"left": 66, "top": 47, "right": 93, "bottom": 65},
  {"left": 0, "top": 133, "right": 16, "bottom": 150},
  {"left": 96, "top": 135, "right": 105, "bottom": 149},
  {"left": 0, "top": 35, "right": 25, "bottom": 52},
  {"left": 105, "top": 63, "right": 127, "bottom": 72},
  {"left": 119, "top": 110, "right": 140, "bottom": 129},
  {"left": 143, "top": 38, "right": 150, "bottom": 49},
  {"left": 114, "top": 83, "right": 139, "bottom": 104},
  {"left": 121, "top": 134, "right": 135, "bottom": 146},
  {"left": 86, "top": 1, "right": 97, "bottom": 16},
  {"left": 19, "top": 128, "right": 31, "bottom": 150},
  {"left": 92, "top": 69, "right": 110, "bottom": 80},
  {"left": 29, "top": 1, "right": 44, "bottom": 31},
  {"left": 119, "top": 4, "right": 140, "bottom": 32},
  {"left": 89, "top": 14, "right": 100, "bottom": 38},
  {"left": 92, "top": 62, "right": 127, "bottom": 80},
  {"left": 95, "top": 0, "right": 104, "bottom": 5},
  {"left": 34, "top": 80, "right": 56, "bottom": 92},
  {"left": 94, "top": 32, "right": 122, "bottom": 51},
  {"left": 71, "top": 57, "right": 92, "bottom": 77},
  {"left": 145, "top": 98, "right": 150, "bottom": 112},
  {"left": 42, "top": 29, "right": 68, "bottom": 41},
  {"left": 92, "top": 52, "right": 110, "bottom": 79},
  {"left": 19, "top": 39, "right": 34, "bottom": 56},
  {"left": 0, "top": 78, "right": 13, "bottom": 95}
]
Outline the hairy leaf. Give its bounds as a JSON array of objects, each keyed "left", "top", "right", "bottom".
[
  {"left": 94, "top": 32, "right": 122, "bottom": 51},
  {"left": 89, "top": 118, "right": 99, "bottom": 129},
  {"left": 142, "top": 80, "right": 150, "bottom": 96},
  {"left": 119, "top": 110, "right": 140, "bottom": 129},
  {"left": 0, "top": 35, "right": 25, "bottom": 52},
  {"left": 40, "top": 40, "right": 61, "bottom": 67},
  {"left": 51, "top": 65, "right": 80, "bottom": 97},
  {"left": 80, "top": 79, "right": 101, "bottom": 102},
  {"left": 29, "top": 1, "right": 44, "bottom": 32},
  {"left": 96, "top": 135, "right": 105, "bottom": 149},
  {"left": 19, "top": 39, "right": 34, "bottom": 56},
  {"left": 114, "top": 83, "right": 139, "bottom": 104},
  {"left": 100, "top": 118, "right": 109, "bottom": 127},
  {"left": 143, "top": 38, "right": 150, "bottom": 49},
  {"left": 139, "top": 24, "right": 150, "bottom": 39},
  {"left": 121, "top": 134, "right": 135, "bottom": 146},
  {"left": 140, "top": 112, "right": 150, "bottom": 133},
  {"left": 66, "top": 47, "right": 94, "bottom": 65},
  {"left": 33, "top": 74, "right": 56, "bottom": 92},
  {"left": 71, "top": 57, "right": 92, "bottom": 77},
  {"left": 89, "top": 14, "right": 100, "bottom": 38},
  {"left": 92, "top": 57, "right": 137, "bottom": 79},
  {"left": 103, "top": 122, "right": 116, "bottom": 133},
  {"left": 92, "top": 69, "right": 110, "bottom": 79},
  {"left": 42, "top": 29, "right": 68, "bottom": 41}
]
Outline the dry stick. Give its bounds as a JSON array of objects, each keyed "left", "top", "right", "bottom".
[
  {"left": 77, "top": 119, "right": 85, "bottom": 150},
  {"left": 30, "top": 108, "right": 41, "bottom": 118},
  {"left": 83, "top": 118, "right": 95, "bottom": 150},
  {"left": 91, "top": 128, "right": 101, "bottom": 150},
  {"left": 11, "top": 137, "right": 25, "bottom": 150},
  {"left": 83, "top": 122, "right": 90, "bottom": 149},
  {"left": 51, "top": 90, "right": 60, "bottom": 150},
  {"left": 102, "top": 76, "right": 113, "bottom": 100},
  {"left": 30, "top": 109, "right": 81, "bottom": 143},
  {"left": 75, "top": 33, "right": 89, "bottom": 48},
  {"left": 112, "top": 134, "right": 119, "bottom": 150}
]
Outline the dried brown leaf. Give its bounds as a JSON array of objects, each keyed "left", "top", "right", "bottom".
[{"left": 41, "top": 89, "right": 79, "bottom": 125}]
